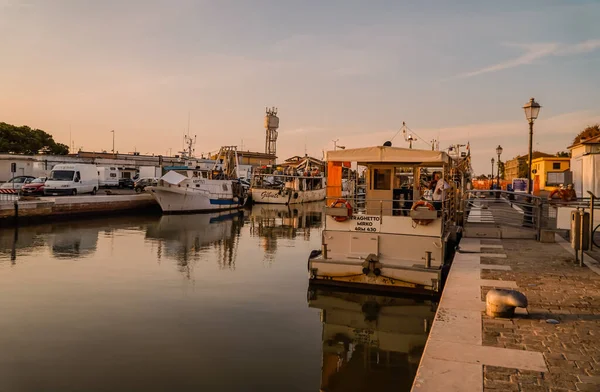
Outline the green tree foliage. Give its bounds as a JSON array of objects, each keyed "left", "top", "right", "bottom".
[
  {"left": 572, "top": 124, "right": 600, "bottom": 145},
  {"left": 556, "top": 151, "right": 570, "bottom": 157},
  {"left": 0, "top": 122, "right": 69, "bottom": 155}
]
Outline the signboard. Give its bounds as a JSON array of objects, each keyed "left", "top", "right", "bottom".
[
  {"left": 512, "top": 178, "right": 528, "bottom": 193},
  {"left": 350, "top": 215, "right": 381, "bottom": 232}
]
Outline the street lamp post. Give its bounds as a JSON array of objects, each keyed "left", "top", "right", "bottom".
[
  {"left": 523, "top": 98, "right": 541, "bottom": 194},
  {"left": 491, "top": 157, "right": 495, "bottom": 188},
  {"left": 496, "top": 145, "right": 503, "bottom": 190}
]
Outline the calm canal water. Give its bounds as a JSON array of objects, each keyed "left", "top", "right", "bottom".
[{"left": 0, "top": 203, "right": 436, "bottom": 392}]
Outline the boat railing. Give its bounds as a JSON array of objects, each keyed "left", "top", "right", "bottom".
[{"left": 324, "top": 195, "right": 457, "bottom": 232}]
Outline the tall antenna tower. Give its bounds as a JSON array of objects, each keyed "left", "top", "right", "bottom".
[{"left": 264, "top": 107, "right": 279, "bottom": 157}]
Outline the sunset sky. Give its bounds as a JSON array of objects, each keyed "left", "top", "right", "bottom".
[{"left": 1, "top": 0, "right": 599, "bottom": 174}]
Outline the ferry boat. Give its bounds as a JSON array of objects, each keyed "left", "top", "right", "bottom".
[
  {"left": 147, "top": 146, "right": 248, "bottom": 213},
  {"left": 308, "top": 144, "right": 466, "bottom": 294},
  {"left": 250, "top": 158, "right": 326, "bottom": 204}
]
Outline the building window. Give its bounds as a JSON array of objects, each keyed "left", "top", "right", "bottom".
[
  {"left": 372, "top": 169, "right": 391, "bottom": 190},
  {"left": 552, "top": 162, "right": 561, "bottom": 170}
]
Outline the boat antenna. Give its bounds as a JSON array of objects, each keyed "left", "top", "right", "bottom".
[{"left": 389, "top": 121, "right": 406, "bottom": 142}]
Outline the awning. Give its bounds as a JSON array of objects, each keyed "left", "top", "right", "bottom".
[
  {"left": 161, "top": 170, "right": 187, "bottom": 185},
  {"left": 326, "top": 146, "right": 449, "bottom": 164}
]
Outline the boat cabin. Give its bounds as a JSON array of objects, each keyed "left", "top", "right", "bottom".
[{"left": 310, "top": 145, "right": 458, "bottom": 293}]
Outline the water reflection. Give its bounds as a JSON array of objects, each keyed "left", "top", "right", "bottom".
[
  {"left": 0, "top": 216, "right": 155, "bottom": 263},
  {"left": 248, "top": 202, "right": 322, "bottom": 260},
  {"left": 145, "top": 211, "right": 244, "bottom": 276},
  {"left": 307, "top": 287, "right": 437, "bottom": 392}
]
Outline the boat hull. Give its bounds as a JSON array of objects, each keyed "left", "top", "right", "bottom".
[
  {"left": 308, "top": 256, "right": 442, "bottom": 294},
  {"left": 251, "top": 188, "right": 325, "bottom": 204},
  {"left": 147, "top": 186, "right": 245, "bottom": 213}
]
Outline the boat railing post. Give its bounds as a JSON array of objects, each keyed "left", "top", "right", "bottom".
[{"left": 424, "top": 251, "right": 432, "bottom": 269}]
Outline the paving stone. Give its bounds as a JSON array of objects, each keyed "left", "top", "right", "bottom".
[
  {"left": 481, "top": 239, "right": 600, "bottom": 391},
  {"left": 575, "top": 382, "right": 600, "bottom": 391}
]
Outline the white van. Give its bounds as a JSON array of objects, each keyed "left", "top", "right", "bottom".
[
  {"left": 97, "top": 166, "right": 119, "bottom": 187},
  {"left": 44, "top": 164, "right": 99, "bottom": 196}
]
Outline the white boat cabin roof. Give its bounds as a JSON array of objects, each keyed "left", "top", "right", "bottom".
[{"left": 326, "top": 146, "right": 450, "bottom": 165}]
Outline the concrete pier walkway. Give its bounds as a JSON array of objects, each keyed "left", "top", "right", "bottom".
[{"left": 412, "top": 237, "right": 600, "bottom": 391}]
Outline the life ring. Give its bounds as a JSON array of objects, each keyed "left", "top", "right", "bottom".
[
  {"left": 330, "top": 198, "right": 353, "bottom": 222},
  {"left": 411, "top": 200, "right": 435, "bottom": 226}
]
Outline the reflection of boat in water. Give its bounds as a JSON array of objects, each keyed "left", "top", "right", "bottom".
[
  {"left": 308, "top": 287, "right": 436, "bottom": 392},
  {"left": 249, "top": 202, "right": 323, "bottom": 258},
  {"left": 145, "top": 211, "right": 244, "bottom": 272}
]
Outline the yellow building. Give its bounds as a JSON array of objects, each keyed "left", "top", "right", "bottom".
[{"left": 530, "top": 156, "right": 571, "bottom": 192}]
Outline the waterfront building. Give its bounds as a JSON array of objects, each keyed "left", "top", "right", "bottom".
[
  {"left": 504, "top": 151, "right": 554, "bottom": 182},
  {"left": 530, "top": 156, "right": 571, "bottom": 193},
  {"left": 568, "top": 134, "right": 600, "bottom": 198}
]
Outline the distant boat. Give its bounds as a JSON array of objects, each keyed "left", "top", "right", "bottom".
[
  {"left": 250, "top": 157, "right": 326, "bottom": 204},
  {"left": 147, "top": 146, "right": 248, "bottom": 213}
]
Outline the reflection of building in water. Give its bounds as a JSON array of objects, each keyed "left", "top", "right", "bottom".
[
  {"left": 145, "top": 211, "right": 244, "bottom": 276},
  {"left": 0, "top": 216, "right": 159, "bottom": 264},
  {"left": 307, "top": 287, "right": 436, "bottom": 392},
  {"left": 0, "top": 227, "right": 44, "bottom": 263},
  {"left": 249, "top": 202, "right": 322, "bottom": 257}
]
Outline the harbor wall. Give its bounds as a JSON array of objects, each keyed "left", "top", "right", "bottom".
[{"left": 0, "top": 194, "right": 159, "bottom": 225}]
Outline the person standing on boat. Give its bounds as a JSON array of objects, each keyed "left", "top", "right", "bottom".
[{"left": 432, "top": 172, "right": 450, "bottom": 210}]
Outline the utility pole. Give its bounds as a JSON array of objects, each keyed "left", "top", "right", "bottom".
[{"left": 111, "top": 130, "right": 115, "bottom": 154}]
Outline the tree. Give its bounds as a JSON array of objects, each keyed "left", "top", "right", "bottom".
[
  {"left": 556, "top": 151, "right": 570, "bottom": 158},
  {"left": 0, "top": 122, "right": 69, "bottom": 155},
  {"left": 572, "top": 124, "right": 600, "bottom": 145},
  {"left": 497, "top": 161, "right": 505, "bottom": 180}
]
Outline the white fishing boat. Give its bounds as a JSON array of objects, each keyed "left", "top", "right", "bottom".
[
  {"left": 250, "top": 159, "right": 325, "bottom": 204},
  {"left": 308, "top": 144, "right": 468, "bottom": 294},
  {"left": 147, "top": 146, "right": 248, "bottom": 213}
]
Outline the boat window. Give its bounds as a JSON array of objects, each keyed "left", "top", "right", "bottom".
[
  {"left": 372, "top": 169, "right": 391, "bottom": 190},
  {"left": 222, "top": 184, "right": 228, "bottom": 191},
  {"left": 394, "top": 167, "right": 414, "bottom": 189}
]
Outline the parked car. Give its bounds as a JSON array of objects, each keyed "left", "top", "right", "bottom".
[
  {"left": 118, "top": 178, "right": 135, "bottom": 189},
  {"left": 0, "top": 176, "right": 36, "bottom": 191},
  {"left": 21, "top": 177, "right": 47, "bottom": 195},
  {"left": 134, "top": 177, "right": 158, "bottom": 193}
]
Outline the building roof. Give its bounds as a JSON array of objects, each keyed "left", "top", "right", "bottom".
[
  {"left": 531, "top": 156, "right": 571, "bottom": 163},
  {"left": 237, "top": 151, "right": 277, "bottom": 160},
  {"left": 326, "top": 146, "right": 449, "bottom": 164},
  {"left": 281, "top": 155, "right": 324, "bottom": 166},
  {"left": 507, "top": 151, "right": 554, "bottom": 162},
  {"left": 568, "top": 134, "right": 600, "bottom": 149}
]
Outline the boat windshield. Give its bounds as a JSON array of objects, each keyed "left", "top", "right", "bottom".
[{"left": 49, "top": 170, "right": 75, "bottom": 181}]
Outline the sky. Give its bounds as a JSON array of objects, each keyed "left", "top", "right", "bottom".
[{"left": 1, "top": 0, "right": 599, "bottom": 174}]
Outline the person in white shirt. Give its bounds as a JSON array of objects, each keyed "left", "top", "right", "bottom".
[{"left": 432, "top": 172, "right": 450, "bottom": 210}]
